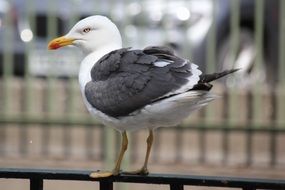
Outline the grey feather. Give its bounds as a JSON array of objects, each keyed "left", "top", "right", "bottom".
[{"left": 85, "top": 46, "right": 194, "bottom": 117}]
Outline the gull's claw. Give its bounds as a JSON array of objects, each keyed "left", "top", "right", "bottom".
[
  {"left": 89, "top": 171, "right": 114, "bottom": 178},
  {"left": 123, "top": 167, "right": 149, "bottom": 175}
]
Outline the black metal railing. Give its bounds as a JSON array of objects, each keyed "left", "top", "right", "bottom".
[{"left": 0, "top": 168, "right": 285, "bottom": 190}]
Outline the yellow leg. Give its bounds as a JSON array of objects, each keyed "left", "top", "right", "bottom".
[
  {"left": 112, "top": 131, "right": 128, "bottom": 175},
  {"left": 125, "top": 129, "right": 154, "bottom": 175},
  {"left": 142, "top": 129, "right": 153, "bottom": 173},
  {"left": 90, "top": 131, "right": 128, "bottom": 178}
]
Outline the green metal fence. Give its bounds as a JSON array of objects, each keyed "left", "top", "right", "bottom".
[{"left": 0, "top": 0, "right": 285, "bottom": 172}]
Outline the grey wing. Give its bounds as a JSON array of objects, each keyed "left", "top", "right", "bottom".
[{"left": 85, "top": 47, "right": 200, "bottom": 117}]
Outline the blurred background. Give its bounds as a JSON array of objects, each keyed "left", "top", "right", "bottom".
[{"left": 0, "top": 0, "right": 285, "bottom": 189}]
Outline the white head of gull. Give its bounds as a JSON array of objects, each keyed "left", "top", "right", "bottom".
[
  {"left": 48, "top": 15, "right": 238, "bottom": 178},
  {"left": 49, "top": 16, "right": 122, "bottom": 89}
]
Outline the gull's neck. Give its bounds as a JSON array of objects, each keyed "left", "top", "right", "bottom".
[{"left": 79, "top": 44, "right": 122, "bottom": 89}]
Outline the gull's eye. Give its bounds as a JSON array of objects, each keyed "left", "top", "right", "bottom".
[{"left": 83, "top": 27, "right": 91, "bottom": 33}]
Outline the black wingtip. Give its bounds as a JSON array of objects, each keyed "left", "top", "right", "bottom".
[{"left": 199, "top": 68, "right": 240, "bottom": 83}]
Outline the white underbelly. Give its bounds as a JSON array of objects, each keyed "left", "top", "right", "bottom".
[{"left": 80, "top": 90, "right": 216, "bottom": 132}]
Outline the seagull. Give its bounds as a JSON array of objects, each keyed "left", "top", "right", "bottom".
[{"left": 48, "top": 15, "right": 238, "bottom": 178}]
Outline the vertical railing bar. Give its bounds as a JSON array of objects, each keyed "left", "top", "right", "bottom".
[
  {"left": 278, "top": 0, "right": 285, "bottom": 131},
  {"left": 63, "top": 124, "right": 71, "bottom": 158},
  {"left": 163, "top": 0, "right": 170, "bottom": 50},
  {"left": 227, "top": 0, "right": 240, "bottom": 126},
  {"left": 0, "top": 9, "right": 4, "bottom": 83},
  {"left": 170, "top": 183, "right": 184, "bottom": 190},
  {"left": 248, "top": 0, "right": 264, "bottom": 167},
  {"left": 252, "top": 0, "right": 264, "bottom": 124},
  {"left": 162, "top": 0, "right": 170, "bottom": 53},
  {"left": 15, "top": 0, "right": 28, "bottom": 157},
  {"left": 184, "top": 1, "right": 193, "bottom": 60},
  {"left": 175, "top": 127, "right": 183, "bottom": 163},
  {"left": 222, "top": 89, "right": 229, "bottom": 164},
  {"left": 225, "top": 2, "right": 240, "bottom": 168},
  {"left": 198, "top": 125, "right": 206, "bottom": 164},
  {"left": 196, "top": 74, "right": 206, "bottom": 164},
  {"left": 41, "top": 0, "right": 57, "bottom": 158},
  {"left": 269, "top": 89, "right": 277, "bottom": 166},
  {"left": 0, "top": 80, "right": 5, "bottom": 156},
  {"left": 269, "top": 129, "right": 277, "bottom": 166},
  {"left": 246, "top": 90, "right": 253, "bottom": 166},
  {"left": 65, "top": 1, "right": 81, "bottom": 160},
  {"left": 30, "top": 178, "right": 43, "bottom": 190},
  {"left": 0, "top": 125, "right": 6, "bottom": 156},
  {"left": 229, "top": 0, "right": 240, "bottom": 66},
  {"left": 120, "top": 0, "right": 131, "bottom": 46},
  {"left": 198, "top": 90, "right": 207, "bottom": 164},
  {"left": 46, "top": 0, "right": 57, "bottom": 116},
  {"left": 85, "top": 125, "right": 95, "bottom": 160},
  {"left": 254, "top": 0, "right": 264, "bottom": 73},
  {"left": 136, "top": 0, "right": 147, "bottom": 48},
  {"left": 222, "top": 124, "right": 229, "bottom": 164},
  {"left": 2, "top": 0, "right": 14, "bottom": 117},
  {"left": 22, "top": 0, "right": 34, "bottom": 119},
  {"left": 246, "top": 0, "right": 264, "bottom": 165},
  {"left": 279, "top": 0, "right": 285, "bottom": 84},
  {"left": 63, "top": 82, "right": 70, "bottom": 158},
  {"left": 100, "top": 127, "right": 105, "bottom": 160},
  {"left": 203, "top": 0, "right": 217, "bottom": 131},
  {"left": 41, "top": 125, "right": 50, "bottom": 156},
  {"left": 19, "top": 126, "right": 28, "bottom": 156},
  {"left": 64, "top": 79, "right": 77, "bottom": 158},
  {"left": 130, "top": 131, "right": 138, "bottom": 163},
  {"left": 206, "top": 0, "right": 217, "bottom": 73},
  {"left": 22, "top": 0, "right": 36, "bottom": 160},
  {"left": 104, "top": 127, "right": 116, "bottom": 172},
  {"left": 99, "top": 181, "right": 113, "bottom": 190},
  {"left": 198, "top": 0, "right": 210, "bottom": 158}
]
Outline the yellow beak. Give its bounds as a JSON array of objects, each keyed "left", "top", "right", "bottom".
[{"left": 48, "top": 36, "right": 75, "bottom": 50}]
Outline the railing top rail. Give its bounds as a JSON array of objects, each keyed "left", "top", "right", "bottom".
[{"left": 0, "top": 168, "right": 285, "bottom": 189}]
